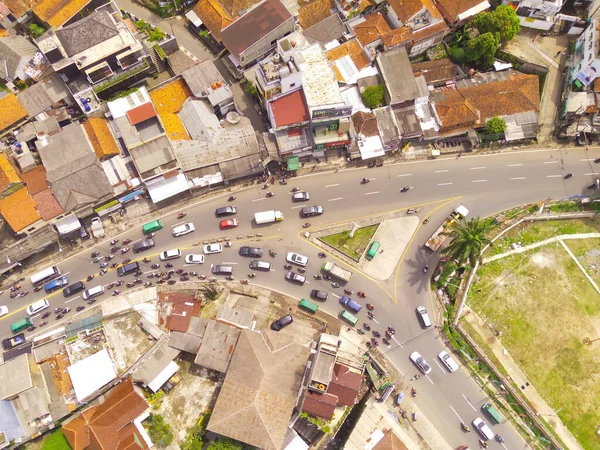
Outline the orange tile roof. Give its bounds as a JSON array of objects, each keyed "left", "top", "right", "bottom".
[
  {"left": 193, "top": 0, "right": 234, "bottom": 42},
  {"left": 162, "top": 113, "right": 190, "bottom": 140},
  {"left": 410, "top": 19, "right": 448, "bottom": 42},
  {"left": 326, "top": 40, "right": 370, "bottom": 82},
  {"left": 0, "top": 187, "right": 40, "bottom": 232},
  {"left": 32, "top": 0, "right": 91, "bottom": 28},
  {"left": 150, "top": 79, "right": 192, "bottom": 141},
  {"left": 372, "top": 429, "right": 409, "bottom": 450},
  {"left": 2, "top": 0, "right": 31, "bottom": 18},
  {"left": 220, "top": 0, "right": 261, "bottom": 17},
  {"left": 126, "top": 103, "right": 157, "bottom": 125},
  {"left": 32, "top": 188, "right": 63, "bottom": 220},
  {"left": 83, "top": 118, "right": 120, "bottom": 159},
  {"left": 298, "top": 0, "right": 334, "bottom": 29},
  {"left": 594, "top": 78, "right": 600, "bottom": 93},
  {"left": 270, "top": 89, "right": 309, "bottom": 127},
  {"left": 388, "top": 0, "right": 424, "bottom": 22},
  {"left": 352, "top": 111, "right": 379, "bottom": 136},
  {"left": 382, "top": 27, "right": 411, "bottom": 49},
  {"left": 0, "top": 153, "right": 21, "bottom": 191},
  {"left": 19, "top": 165, "right": 48, "bottom": 194},
  {"left": 0, "top": 93, "right": 27, "bottom": 132},
  {"left": 0, "top": 28, "right": 7, "bottom": 37},
  {"left": 435, "top": 0, "right": 488, "bottom": 22},
  {"left": 353, "top": 12, "right": 392, "bottom": 47}
]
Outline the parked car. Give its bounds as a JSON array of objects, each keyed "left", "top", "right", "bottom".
[
  {"left": 300, "top": 206, "right": 324, "bottom": 217},
  {"left": 185, "top": 254, "right": 205, "bottom": 264},
  {"left": 438, "top": 351, "right": 459, "bottom": 373},
  {"left": 172, "top": 223, "right": 195, "bottom": 237},
  {"left": 285, "top": 271, "right": 306, "bottom": 284},
  {"left": 2, "top": 333, "right": 25, "bottom": 350},
  {"left": 286, "top": 252, "right": 308, "bottom": 266},
  {"left": 220, "top": 219, "right": 238, "bottom": 230},
  {"left": 203, "top": 244, "right": 223, "bottom": 254},
  {"left": 409, "top": 351, "right": 432, "bottom": 374},
  {"left": 215, "top": 206, "right": 237, "bottom": 217},
  {"left": 310, "top": 290, "right": 328, "bottom": 301},
  {"left": 292, "top": 192, "right": 310, "bottom": 202},
  {"left": 239, "top": 246, "right": 263, "bottom": 257},
  {"left": 271, "top": 314, "right": 293, "bottom": 331},
  {"left": 160, "top": 249, "right": 182, "bottom": 261}
]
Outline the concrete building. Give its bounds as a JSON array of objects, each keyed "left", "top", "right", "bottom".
[
  {"left": 434, "top": 0, "right": 490, "bottom": 25},
  {"left": 509, "top": 0, "right": 563, "bottom": 30},
  {"left": 267, "top": 89, "right": 312, "bottom": 155},
  {"left": 0, "top": 35, "right": 38, "bottom": 83},
  {"left": 182, "top": 59, "right": 235, "bottom": 117}
]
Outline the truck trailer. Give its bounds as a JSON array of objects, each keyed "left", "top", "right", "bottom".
[
  {"left": 254, "top": 210, "right": 284, "bottom": 224},
  {"left": 425, "top": 205, "right": 469, "bottom": 251}
]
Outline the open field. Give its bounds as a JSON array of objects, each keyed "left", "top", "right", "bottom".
[
  {"left": 320, "top": 225, "right": 379, "bottom": 259},
  {"left": 469, "top": 240, "right": 600, "bottom": 449}
]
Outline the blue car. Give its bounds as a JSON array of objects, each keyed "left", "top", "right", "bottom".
[
  {"left": 339, "top": 295, "right": 361, "bottom": 313},
  {"left": 44, "top": 276, "right": 69, "bottom": 293}
]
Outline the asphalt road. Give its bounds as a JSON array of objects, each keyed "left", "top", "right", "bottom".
[{"left": 2, "top": 147, "right": 599, "bottom": 449}]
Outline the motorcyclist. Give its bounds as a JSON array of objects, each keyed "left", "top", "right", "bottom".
[
  {"left": 362, "top": 177, "right": 370, "bottom": 183},
  {"left": 423, "top": 265, "right": 428, "bottom": 273}
]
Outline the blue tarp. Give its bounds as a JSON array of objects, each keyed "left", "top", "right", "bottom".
[{"left": 119, "top": 190, "right": 144, "bottom": 204}]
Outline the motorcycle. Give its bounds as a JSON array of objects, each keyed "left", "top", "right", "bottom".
[
  {"left": 177, "top": 212, "right": 187, "bottom": 219},
  {"left": 388, "top": 326, "right": 396, "bottom": 335},
  {"left": 266, "top": 192, "right": 274, "bottom": 197},
  {"left": 100, "top": 269, "right": 107, "bottom": 276},
  {"left": 87, "top": 275, "right": 95, "bottom": 281},
  {"left": 412, "top": 412, "right": 418, "bottom": 422},
  {"left": 226, "top": 275, "right": 235, "bottom": 281},
  {"left": 111, "top": 246, "right": 120, "bottom": 253},
  {"left": 284, "top": 264, "right": 292, "bottom": 270},
  {"left": 495, "top": 435, "right": 504, "bottom": 443},
  {"left": 269, "top": 250, "right": 277, "bottom": 257},
  {"left": 361, "top": 178, "right": 370, "bottom": 184},
  {"left": 122, "top": 239, "right": 132, "bottom": 245},
  {"left": 461, "top": 423, "right": 471, "bottom": 433},
  {"left": 165, "top": 263, "right": 174, "bottom": 268},
  {"left": 357, "top": 291, "right": 366, "bottom": 298},
  {"left": 366, "top": 303, "right": 374, "bottom": 310},
  {"left": 313, "top": 274, "right": 322, "bottom": 280},
  {"left": 423, "top": 218, "right": 430, "bottom": 224},
  {"left": 279, "top": 179, "right": 287, "bottom": 185},
  {"left": 76, "top": 306, "right": 86, "bottom": 312},
  {"left": 228, "top": 196, "right": 236, "bottom": 201},
  {"left": 291, "top": 187, "right": 300, "bottom": 192},
  {"left": 88, "top": 299, "right": 97, "bottom": 305},
  {"left": 564, "top": 173, "right": 573, "bottom": 179},
  {"left": 262, "top": 184, "right": 269, "bottom": 190},
  {"left": 113, "top": 290, "right": 121, "bottom": 296},
  {"left": 344, "top": 288, "right": 353, "bottom": 295},
  {"left": 240, "top": 279, "right": 249, "bottom": 284},
  {"left": 297, "top": 267, "right": 306, "bottom": 273},
  {"left": 144, "top": 282, "right": 153, "bottom": 287},
  {"left": 116, "top": 280, "right": 124, "bottom": 287},
  {"left": 134, "top": 279, "right": 143, "bottom": 285},
  {"left": 92, "top": 257, "right": 101, "bottom": 263},
  {"left": 479, "top": 440, "right": 488, "bottom": 449},
  {"left": 318, "top": 252, "right": 326, "bottom": 258},
  {"left": 146, "top": 232, "right": 155, "bottom": 238},
  {"left": 55, "top": 314, "right": 63, "bottom": 320},
  {"left": 382, "top": 338, "right": 391, "bottom": 345},
  {"left": 332, "top": 282, "right": 340, "bottom": 288},
  {"left": 595, "top": 158, "right": 600, "bottom": 163},
  {"left": 199, "top": 274, "right": 207, "bottom": 280},
  {"left": 91, "top": 251, "right": 100, "bottom": 258},
  {"left": 143, "top": 257, "right": 151, "bottom": 263},
  {"left": 123, "top": 258, "right": 131, "bottom": 265},
  {"left": 411, "top": 388, "right": 417, "bottom": 397},
  {"left": 39, "top": 321, "right": 47, "bottom": 327},
  {"left": 248, "top": 273, "right": 256, "bottom": 278},
  {"left": 121, "top": 247, "right": 130, "bottom": 254},
  {"left": 302, "top": 223, "right": 311, "bottom": 228},
  {"left": 168, "top": 280, "right": 176, "bottom": 285},
  {"left": 367, "top": 311, "right": 375, "bottom": 319},
  {"left": 400, "top": 186, "right": 409, "bottom": 193},
  {"left": 126, "top": 282, "right": 135, "bottom": 288},
  {"left": 151, "top": 263, "right": 160, "bottom": 269},
  {"left": 176, "top": 268, "right": 185, "bottom": 274},
  {"left": 180, "top": 276, "right": 190, "bottom": 281},
  {"left": 134, "top": 270, "right": 143, "bottom": 277},
  {"left": 63, "top": 307, "right": 71, "bottom": 314},
  {"left": 34, "top": 286, "right": 43, "bottom": 292},
  {"left": 373, "top": 331, "right": 381, "bottom": 338},
  {"left": 423, "top": 265, "right": 428, "bottom": 273},
  {"left": 357, "top": 329, "right": 365, "bottom": 335},
  {"left": 110, "top": 239, "right": 119, "bottom": 246},
  {"left": 108, "top": 282, "right": 116, "bottom": 289},
  {"left": 370, "top": 338, "right": 379, "bottom": 346},
  {"left": 41, "top": 312, "right": 51, "bottom": 319},
  {"left": 400, "top": 409, "right": 407, "bottom": 419},
  {"left": 100, "top": 262, "right": 109, "bottom": 268},
  {"left": 105, "top": 255, "right": 115, "bottom": 261},
  {"left": 54, "top": 307, "right": 63, "bottom": 313}
]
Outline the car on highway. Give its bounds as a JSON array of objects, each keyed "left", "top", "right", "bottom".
[
  {"left": 160, "top": 249, "right": 182, "bottom": 261},
  {"left": 133, "top": 239, "right": 155, "bottom": 253},
  {"left": 409, "top": 351, "right": 432, "bottom": 375},
  {"left": 215, "top": 206, "right": 237, "bottom": 217},
  {"left": 310, "top": 290, "right": 328, "bottom": 301},
  {"left": 185, "top": 254, "right": 205, "bottom": 264},
  {"left": 220, "top": 218, "right": 238, "bottom": 230},
  {"left": 339, "top": 295, "right": 361, "bottom": 313},
  {"left": 250, "top": 260, "right": 271, "bottom": 271},
  {"left": 0, "top": 305, "right": 8, "bottom": 317},
  {"left": 2, "top": 333, "right": 25, "bottom": 350},
  {"left": 438, "top": 351, "right": 459, "bottom": 373},
  {"left": 416, "top": 306, "right": 432, "bottom": 327},
  {"left": 271, "top": 314, "right": 293, "bottom": 331},
  {"left": 292, "top": 192, "right": 310, "bottom": 202},
  {"left": 63, "top": 281, "right": 85, "bottom": 297},
  {"left": 203, "top": 243, "right": 223, "bottom": 254},
  {"left": 472, "top": 418, "right": 494, "bottom": 441},
  {"left": 239, "top": 246, "right": 263, "bottom": 257},
  {"left": 44, "top": 276, "right": 69, "bottom": 293},
  {"left": 285, "top": 271, "right": 306, "bottom": 284},
  {"left": 286, "top": 252, "right": 308, "bottom": 266},
  {"left": 300, "top": 206, "right": 324, "bottom": 217},
  {"left": 172, "top": 223, "right": 195, "bottom": 237}
]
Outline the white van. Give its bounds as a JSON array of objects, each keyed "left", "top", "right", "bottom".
[
  {"left": 438, "top": 351, "right": 460, "bottom": 373},
  {"left": 83, "top": 285, "right": 105, "bottom": 300},
  {"left": 27, "top": 299, "right": 49, "bottom": 315},
  {"left": 472, "top": 417, "right": 494, "bottom": 441}
]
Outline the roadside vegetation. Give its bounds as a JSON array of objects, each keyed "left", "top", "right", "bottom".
[
  {"left": 41, "top": 429, "right": 70, "bottom": 450},
  {"left": 320, "top": 225, "right": 379, "bottom": 259}
]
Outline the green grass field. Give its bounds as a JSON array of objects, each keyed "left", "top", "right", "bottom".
[
  {"left": 42, "top": 429, "right": 71, "bottom": 450},
  {"left": 469, "top": 239, "right": 600, "bottom": 449},
  {"left": 320, "top": 225, "right": 379, "bottom": 259}
]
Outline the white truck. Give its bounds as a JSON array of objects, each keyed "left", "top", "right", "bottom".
[
  {"left": 254, "top": 210, "right": 284, "bottom": 225},
  {"left": 425, "top": 205, "right": 469, "bottom": 251},
  {"left": 321, "top": 261, "right": 353, "bottom": 282},
  {"left": 90, "top": 217, "right": 105, "bottom": 238}
]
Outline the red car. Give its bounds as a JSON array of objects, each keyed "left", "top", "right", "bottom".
[{"left": 220, "top": 218, "right": 238, "bottom": 230}]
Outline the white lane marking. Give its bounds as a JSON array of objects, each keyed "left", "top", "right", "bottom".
[
  {"left": 221, "top": 262, "right": 238, "bottom": 265},
  {"left": 371, "top": 318, "right": 380, "bottom": 324},
  {"left": 392, "top": 336, "right": 403, "bottom": 348},
  {"left": 329, "top": 197, "right": 344, "bottom": 202},
  {"left": 507, "top": 163, "right": 522, "bottom": 167},
  {"left": 304, "top": 281, "right": 310, "bottom": 284},
  {"left": 511, "top": 177, "right": 527, "bottom": 180},
  {"left": 425, "top": 374, "right": 434, "bottom": 385},
  {"left": 397, "top": 174, "right": 412, "bottom": 177},
  {"left": 434, "top": 359, "right": 445, "bottom": 371},
  {"left": 547, "top": 175, "right": 562, "bottom": 178},
  {"left": 470, "top": 166, "right": 486, "bottom": 170},
  {"left": 472, "top": 179, "right": 487, "bottom": 183},
  {"left": 31, "top": 314, "right": 41, "bottom": 320},
  {"left": 585, "top": 172, "right": 599, "bottom": 176},
  {"left": 462, "top": 394, "right": 477, "bottom": 411},
  {"left": 325, "top": 184, "right": 340, "bottom": 187},
  {"left": 292, "top": 205, "right": 306, "bottom": 209},
  {"left": 65, "top": 296, "right": 81, "bottom": 304},
  {"left": 435, "top": 169, "right": 449, "bottom": 173},
  {"left": 545, "top": 161, "right": 558, "bottom": 164},
  {"left": 172, "top": 221, "right": 189, "bottom": 227},
  {"left": 581, "top": 159, "right": 596, "bottom": 161},
  {"left": 331, "top": 293, "right": 341, "bottom": 299},
  {"left": 365, "top": 191, "right": 379, "bottom": 195},
  {"left": 438, "top": 182, "right": 453, "bottom": 186},
  {"left": 449, "top": 405, "right": 464, "bottom": 423}
]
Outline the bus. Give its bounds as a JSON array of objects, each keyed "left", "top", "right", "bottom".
[
  {"left": 298, "top": 298, "right": 318, "bottom": 313},
  {"left": 11, "top": 317, "right": 33, "bottom": 333},
  {"left": 482, "top": 402, "right": 505, "bottom": 424},
  {"left": 143, "top": 219, "right": 163, "bottom": 235},
  {"left": 366, "top": 241, "right": 380, "bottom": 260},
  {"left": 339, "top": 309, "right": 358, "bottom": 326},
  {"left": 30, "top": 266, "right": 60, "bottom": 287}
]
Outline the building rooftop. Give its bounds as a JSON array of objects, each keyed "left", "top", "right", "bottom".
[
  {"left": 149, "top": 79, "right": 192, "bottom": 141},
  {"left": 377, "top": 46, "right": 428, "bottom": 104},
  {"left": 194, "top": 320, "right": 241, "bottom": 372},
  {"left": 325, "top": 39, "right": 371, "bottom": 83},
  {"left": 55, "top": 10, "right": 118, "bottom": 57},
  {"left": 302, "top": 391, "right": 337, "bottom": 420},
  {"left": 270, "top": 89, "right": 309, "bottom": 128},
  {"left": 216, "top": 304, "right": 255, "bottom": 329},
  {"left": 191, "top": 0, "right": 234, "bottom": 42},
  {"left": 434, "top": 0, "right": 490, "bottom": 22},
  {"left": 0, "top": 35, "right": 37, "bottom": 82},
  {"left": 0, "top": 93, "right": 28, "bottom": 132},
  {"left": 373, "top": 106, "right": 400, "bottom": 143},
  {"left": 183, "top": 60, "right": 234, "bottom": 109},
  {"left": 32, "top": 0, "right": 92, "bottom": 28},
  {"left": 372, "top": 429, "right": 409, "bottom": 450},
  {"left": 19, "top": 165, "right": 47, "bottom": 195},
  {"left": 17, "top": 73, "right": 71, "bottom": 117},
  {"left": 0, "top": 153, "right": 20, "bottom": 192},
  {"left": 167, "top": 50, "right": 197, "bottom": 75},
  {"left": 32, "top": 189, "right": 63, "bottom": 220},
  {"left": 132, "top": 340, "right": 180, "bottom": 388},
  {"left": 0, "top": 187, "right": 41, "bottom": 232},
  {"left": 302, "top": 14, "right": 346, "bottom": 49},
  {"left": 294, "top": 43, "right": 343, "bottom": 109},
  {"left": 0, "top": 353, "right": 33, "bottom": 400},
  {"left": 327, "top": 363, "right": 362, "bottom": 406},
  {"left": 220, "top": 0, "right": 292, "bottom": 58},
  {"left": 67, "top": 349, "right": 117, "bottom": 402},
  {"left": 207, "top": 330, "right": 311, "bottom": 450},
  {"left": 82, "top": 118, "right": 120, "bottom": 159},
  {"left": 129, "top": 135, "right": 177, "bottom": 178},
  {"left": 411, "top": 58, "right": 459, "bottom": 85},
  {"left": 179, "top": 98, "right": 224, "bottom": 142},
  {"left": 169, "top": 316, "right": 209, "bottom": 354},
  {"left": 352, "top": 111, "right": 379, "bottom": 137},
  {"left": 351, "top": 12, "right": 392, "bottom": 47},
  {"left": 298, "top": 0, "right": 334, "bottom": 29},
  {"left": 107, "top": 86, "right": 151, "bottom": 119}
]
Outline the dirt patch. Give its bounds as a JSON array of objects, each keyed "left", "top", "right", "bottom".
[{"left": 47, "top": 352, "right": 73, "bottom": 397}]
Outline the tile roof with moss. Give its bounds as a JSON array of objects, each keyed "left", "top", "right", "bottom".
[
  {"left": 0, "top": 153, "right": 21, "bottom": 192},
  {"left": 352, "top": 111, "right": 379, "bottom": 136},
  {"left": 193, "top": 0, "right": 234, "bottom": 42},
  {"left": 326, "top": 39, "right": 370, "bottom": 82},
  {"left": 150, "top": 79, "right": 192, "bottom": 141},
  {"left": 32, "top": 0, "right": 92, "bottom": 28},
  {"left": 353, "top": 12, "right": 392, "bottom": 47},
  {"left": 388, "top": 0, "right": 424, "bottom": 22},
  {"left": 435, "top": 0, "right": 488, "bottom": 22},
  {"left": 83, "top": 118, "right": 120, "bottom": 159},
  {"left": 2, "top": 0, "right": 32, "bottom": 18},
  {"left": 0, "top": 187, "right": 40, "bottom": 232},
  {"left": 298, "top": 0, "right": 334, "bottom": 29},
  {"left": 0, "top": 93, "right": 27, "bottom": 132},
  {"left": 382, "top": 27, "right": 411, "bottom": 49}
]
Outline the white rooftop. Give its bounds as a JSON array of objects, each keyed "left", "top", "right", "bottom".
[
  {"left": 294, "top": 44, "right": 343, "bottom": 109},
  {"left": 148, "top": 360, "right": 179, "bottom": 392},
  {"left": 107, "top": 86, "right": 152, "bottom": 119},
  {"left": 67, "top": 349, "right": 117, "bottom": 402}
]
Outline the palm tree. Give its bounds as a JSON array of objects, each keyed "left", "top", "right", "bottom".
[{"left": 441, "top": 217, "right": 494, "bottom": 266}]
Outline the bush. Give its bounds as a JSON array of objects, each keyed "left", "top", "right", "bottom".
[
  {"left": 144, "top": 414, "right": 173, "bottom": 448},
  {"left": 207, "top": 437, "right": 244, "bottom": 450},
  {"left": 29, "top": 23, "right": 46, "bottom": 38},
  {"left": 245, "top": 82, "right": 258, "bottom": 97},
  {"left": 485, "top": 116, "right": 507, "bottom": 134},
  {"left": 448, "top": 45, "right": 466, "bottom": 64},
  {"left": 361, "top": 84, "right": 385, "bottom": 109},
  {"left": 149, "top": 27, "right": 166, "bottom": 42}
]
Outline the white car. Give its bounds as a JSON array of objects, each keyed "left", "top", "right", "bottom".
[
  {"left": 185, "top": 254, "right": 205, "bottom": 264},
  {"left": 203, "top": 243, "right": 223, "bottom": 254},
  {"left": 286, "top": 252, "right": 308, "bottom": 266},
  {"left": 172, "top": 223, "right": 195, "bottom": 237},
  {"left": 0, "top": 305, "right": 8, "bottom": 317},
  {"left": 409, "top": 351, "right": 432, "bottom": 375},
  {"left": 160, "top": 249, "right": 182, "bottom": 261},
  {"left": 472, "top": 418, "right": 494, "bottom": 440},
  {"left": 438, "top": 351, "right": 459, "bottom": 372}
]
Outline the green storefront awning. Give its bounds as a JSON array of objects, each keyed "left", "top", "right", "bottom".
[{"left": 287, "top": 156, "right": 300, "bottom": 171}]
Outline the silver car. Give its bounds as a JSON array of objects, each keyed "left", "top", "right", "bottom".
[{"left": 292, "top": 192, "right": 310, "bottom": 202}]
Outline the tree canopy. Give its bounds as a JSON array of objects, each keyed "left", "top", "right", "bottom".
[
  {"left": 469, "top": 5, "right": 521, "bottom": 43},
  {"left": 465, "top": 32, "right": 500, "bottom": 69},
  {"left": 361, "top": 84, "right": 385, "bottom": 109},
  {"left": 207, "top": 438, "right": 244, "bottom": 450},
  {"left": 485, "top": 116, "right": 507, "bottom": 134},
  {"left": 441, "top": 217, "right": 494, "bottom": 267},
  {"left": 145, "top": 414, "right": 174, "bottom": 448}
]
